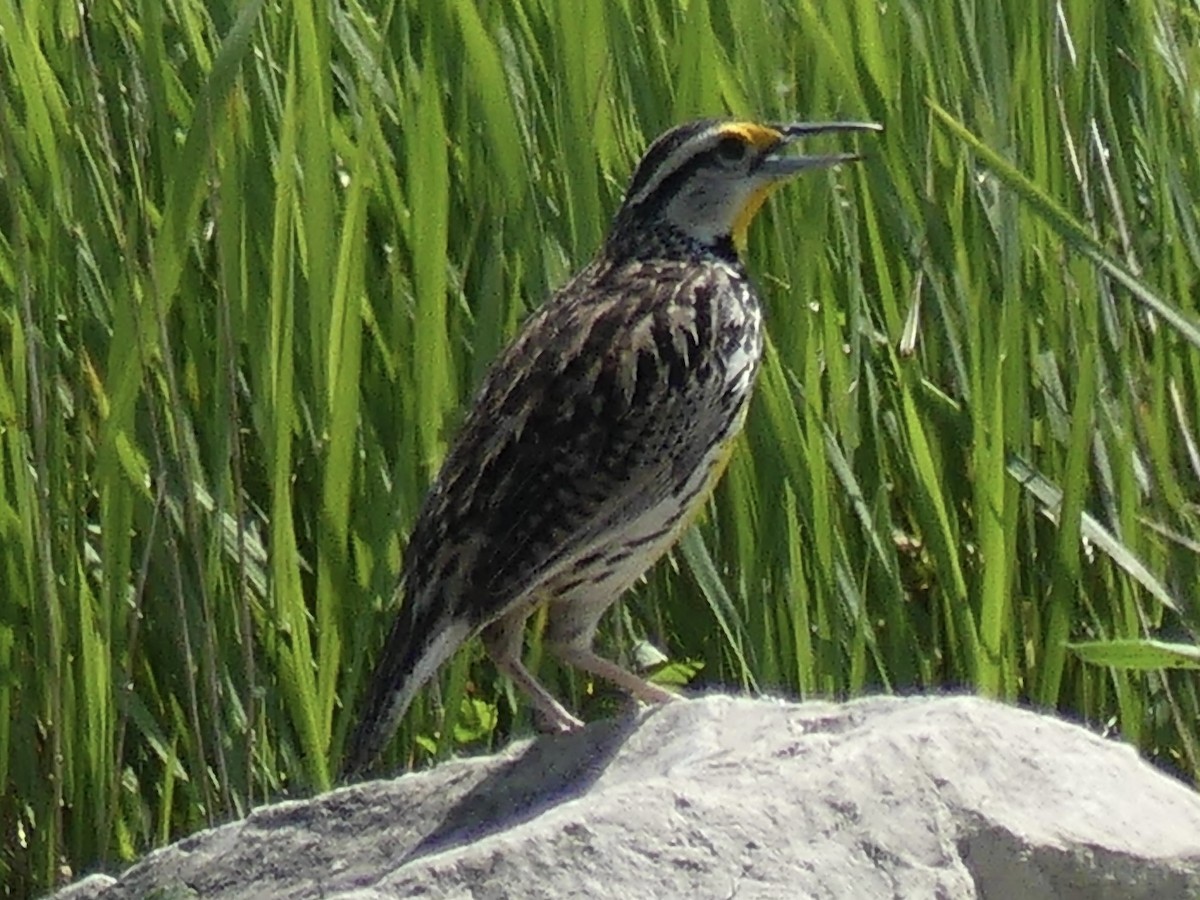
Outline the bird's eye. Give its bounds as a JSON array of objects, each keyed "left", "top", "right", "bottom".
[{"left": 715, "top": 136, "right": 748, "bottom": 163}]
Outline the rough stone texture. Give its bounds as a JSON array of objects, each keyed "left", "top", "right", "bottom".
[{"left": 50, "top": 695, "right": 1200, "bottom": 900}]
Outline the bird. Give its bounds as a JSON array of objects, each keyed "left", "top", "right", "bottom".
[{"left": 342, "top": 116, "right": 880, "bottom": 777}]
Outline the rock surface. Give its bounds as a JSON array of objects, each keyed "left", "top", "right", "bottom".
[{"left": 51, "top": 695, "right": 1200, "bottom": 900}]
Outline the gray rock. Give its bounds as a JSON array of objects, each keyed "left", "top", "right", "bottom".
[{"left": 50, "top": 695, "right": 1200, "bottom": 899}]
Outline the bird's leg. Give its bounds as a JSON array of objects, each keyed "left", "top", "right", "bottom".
[
  {"left": 482, "top": 608, "right": 584, "bottom": 734},
  {"left": 550, "top": 643, "right": 678, "bottom": 705},
  {"left": 545, "top": 597, "right": 679, "bottom": 705}
]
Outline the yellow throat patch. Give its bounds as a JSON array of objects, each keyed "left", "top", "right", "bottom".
[
  {"left": 720, "top": 122, "right": 787, "bottom": 254},
  {"left": 733, "top": 183, "right": 783, "bottom": 255}
]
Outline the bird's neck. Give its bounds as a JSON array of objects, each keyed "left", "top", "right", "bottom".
[{"left": 601, "top": 214, "right": 741, "bottom": 268}]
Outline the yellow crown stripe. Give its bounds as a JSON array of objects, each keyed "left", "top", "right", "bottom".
[{"left": 718, "top": 121, "right": 784, "bottom": 151}]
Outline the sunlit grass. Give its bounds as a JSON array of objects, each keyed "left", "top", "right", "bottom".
[{"left": 1, "top": 0, "right": 1198, "bottom": 894}]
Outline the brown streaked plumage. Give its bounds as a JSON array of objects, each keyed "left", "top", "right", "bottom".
[{"left": 343, "top": 117, "right": 880, "bottom": 777}]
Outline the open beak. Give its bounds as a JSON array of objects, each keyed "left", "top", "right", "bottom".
[{"left": 757, "top": 121, "right": 883, "bottom": 177}]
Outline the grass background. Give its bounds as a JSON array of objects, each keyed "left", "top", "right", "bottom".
[{"left": 3, "top": 0, "right": 1200, "bottom": 894}]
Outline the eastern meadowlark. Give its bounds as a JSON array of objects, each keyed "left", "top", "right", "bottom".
[{"left": 343, "top": 117, "right": 880, "bottom": 777}]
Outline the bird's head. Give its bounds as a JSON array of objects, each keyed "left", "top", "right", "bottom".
[{"left": 607, "top": 118, "right": 881, "bottom": 261}]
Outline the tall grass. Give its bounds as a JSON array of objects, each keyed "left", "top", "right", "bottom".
[{"left": 2, "top": 0, "right": 1198, "bottom": 894}]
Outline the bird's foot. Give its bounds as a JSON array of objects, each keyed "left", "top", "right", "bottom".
[{"left": 532, "top": 704, "right": 585, "bottom": 734}]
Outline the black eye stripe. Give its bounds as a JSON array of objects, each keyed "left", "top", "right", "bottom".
[
  {"left": 624, "top": 119, "right": 720, "bottom": 201},
  {"left": 716, "top": 135, "right": 748, "bottom": 160},
  {"left": 633, "top": 153, "right": 712, "bottom": 209},
  {"left": 628, "top": 141, "right": 756, "bottom": 211}
]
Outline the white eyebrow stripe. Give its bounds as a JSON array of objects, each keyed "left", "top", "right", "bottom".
[{"left": 625, "top": 125, "right": 724, "bottom": 208}]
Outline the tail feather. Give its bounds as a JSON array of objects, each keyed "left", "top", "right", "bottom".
[{"left": 342, "top": 610, "right": 472, "bottom": 779}]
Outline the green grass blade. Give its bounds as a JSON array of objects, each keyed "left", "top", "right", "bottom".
[
  {"left": 929, "top": 100, "right": 1200, "bottom": 352},
  {"left": 1068, "top": 639, "right": 1200, "bottom": 671}
]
